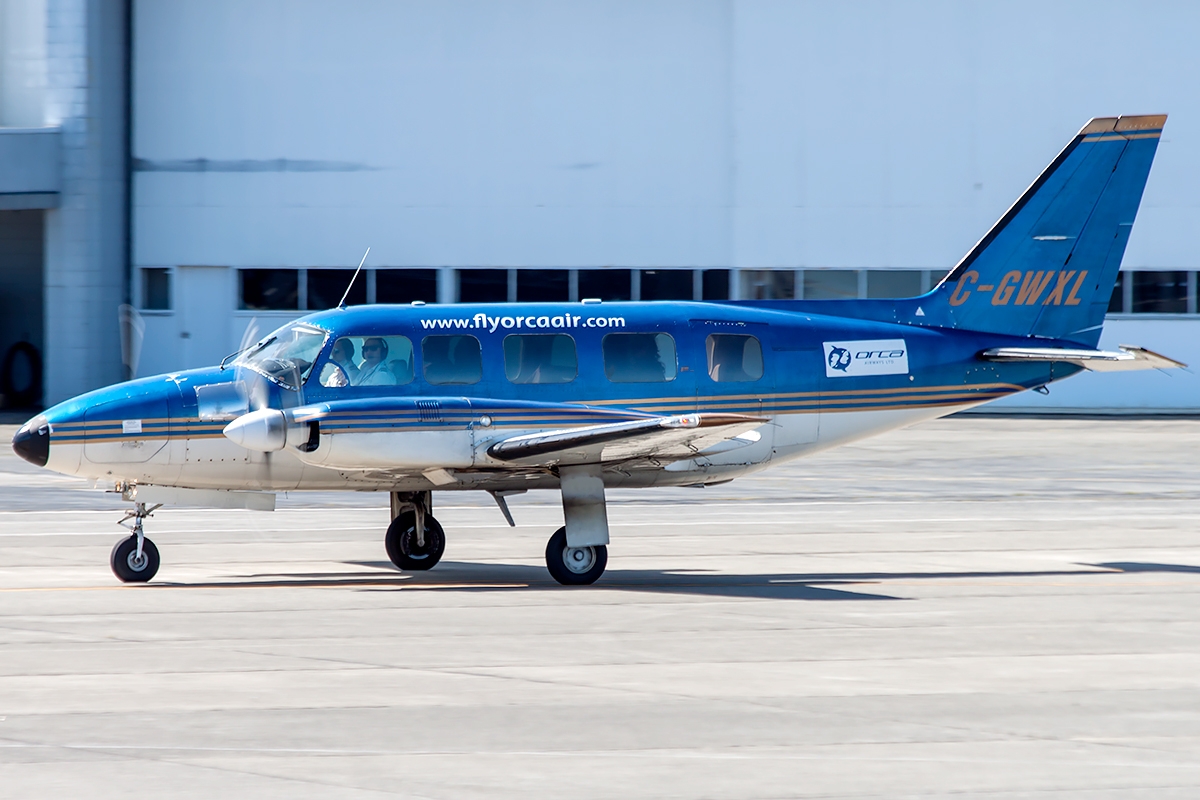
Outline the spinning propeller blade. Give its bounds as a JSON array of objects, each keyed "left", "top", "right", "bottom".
[{"left": 118, "top": 305, "right": 145, "bottom": 382}]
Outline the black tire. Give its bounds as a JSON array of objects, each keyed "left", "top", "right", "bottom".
[
  {"left": 544, "top": 526, "right": 607, "bottom": 586},
  {"left": 385, "top": 512, "right": 446, "bottom": 571},
  {"left": 110, "top": 536, "right": 160, "bottom": 583}
]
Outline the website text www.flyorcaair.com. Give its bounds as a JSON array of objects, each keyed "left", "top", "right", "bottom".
[{"left": 420, "top": 313, "right": 626, "bottom": 333}]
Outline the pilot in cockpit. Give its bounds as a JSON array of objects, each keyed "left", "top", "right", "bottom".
[
  {"left": 355, "top": 337, "right": 398, "bottom": 386},
  {"left": 330, "top": 337, "right": 361, "bottom": 384}
]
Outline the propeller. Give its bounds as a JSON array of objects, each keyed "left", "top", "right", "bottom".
[
  {"left": 118, "top": 304, "right": 145, "bottom": 381},
  {"left": 222, "top": 317, "right": 321, "bottom": 467},
  {"left": 230, "top": 317, "right": 266, "bottom": 412},
  {"left": 223, "top": 249, "right": 369, "bottom": 462}
]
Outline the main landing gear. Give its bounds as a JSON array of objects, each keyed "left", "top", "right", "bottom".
[
  {"left": 111, "top": 502, "right": 162, "bottom": 583},
  {"left": 386, "top": 466, "right": 613, "bottom": 585},
  {"left": 547, "top": 464, "right": 611, "bottom": 586},
  {"left": 545, "top": 527, "right": 607, "bottom": 585},
  {"left": 386, "top": 491, "right": 446, "bottom": 571}
]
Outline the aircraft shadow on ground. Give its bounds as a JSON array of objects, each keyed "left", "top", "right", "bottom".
[
  {"left": 1093, "top": 561, "right": 1200, "bottom": 574},
  {"left": 151, "top": 560, "right": 1197, "bottom": 601}
]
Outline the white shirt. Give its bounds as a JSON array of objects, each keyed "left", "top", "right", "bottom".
[{"left": 355, "top": 360, "right": 396, "bottom": 386}]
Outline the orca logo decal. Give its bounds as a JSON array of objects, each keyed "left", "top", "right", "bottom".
[
  {"left": 827, "top": 346, "right": 852, "bottom": 372},
  {"left": 823, "top": 339, "right": 909, "bottom": 378}
]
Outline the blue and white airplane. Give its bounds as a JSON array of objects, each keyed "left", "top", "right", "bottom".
[{"left": 11, "top": 115, "right": 1183, "bottom": 585}]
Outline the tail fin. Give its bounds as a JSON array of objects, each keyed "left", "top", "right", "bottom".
[{"left": 919, "top": 115, "right": 1165, "bottom": 346}]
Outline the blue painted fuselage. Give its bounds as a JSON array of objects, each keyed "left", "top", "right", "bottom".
[{"left": 26, "top": 299, "right": 1073, "bottom": 493}]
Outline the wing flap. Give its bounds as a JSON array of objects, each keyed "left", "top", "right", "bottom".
[
  {"left": 980, "top": 345, "right": 1185, "bottom": 372},
  {"left": 485, "top": 413, "right": 768, "bottom": 466}
]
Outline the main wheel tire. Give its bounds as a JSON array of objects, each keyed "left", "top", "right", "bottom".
[
  {"left": 110, "top": 536, "right": 160, "bottom": 583},
  {"left": 385, "top": 512, "right": 446, "bottom": 571},
  {"left": 545, "top": 526, "right": 607, "bottom": 586}
]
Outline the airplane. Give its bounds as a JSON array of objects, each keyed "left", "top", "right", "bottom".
[{"left": 10, "top": 114, "right": 1184, "bottom": 586}]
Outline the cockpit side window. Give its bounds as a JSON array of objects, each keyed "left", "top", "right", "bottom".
[
  {"left": 602, "top": 333, "right": 677, "bottom": 383},
  {"left": 503, "top": 334, "right": 577, "bottom": 384},
  {"left": 234, "top": 322, "right": 327, "bottom": 391},
  {"left": 422, "top": 335, "right": 482, "bottom": 385},
  {"left": 706, "top": 334, "right": 764, "bottom": 382},
  {"left": 320, "top": 335, "right": 415, "bottom": 388}
]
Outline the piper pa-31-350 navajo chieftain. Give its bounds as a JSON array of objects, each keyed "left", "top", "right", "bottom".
[{"left": 11, "top": 115, "right": 1185, "bottom": 585}]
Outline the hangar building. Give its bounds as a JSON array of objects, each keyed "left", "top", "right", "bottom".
[{"left": 0, "top": 0, "right": 1197, "bottom": 412}]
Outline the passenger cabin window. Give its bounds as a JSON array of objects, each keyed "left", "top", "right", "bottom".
[
  {"left": 319, "top": 335, "right": 414, "bottom": 388},
  {"left": 422, "top": 335, "right": 482, "bottom": 385},
  {"left": 706, "top": 334, "right": 764, "bottom": 382},
  {"left": 503, "top": 334, "right": 577, "bottom": 384},
  {"left": 602, "top": 333, "right": 677, "bottom": 383}
]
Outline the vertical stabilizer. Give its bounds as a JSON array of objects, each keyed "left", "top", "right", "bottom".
[{"left": 917, "top": 115, "right": 1165, "bottom": 345}]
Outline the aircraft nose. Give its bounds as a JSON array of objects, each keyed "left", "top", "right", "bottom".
[{"left": 11, "top": 415, "right": 50, "bottom": 467}]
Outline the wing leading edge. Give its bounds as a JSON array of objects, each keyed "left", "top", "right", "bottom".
[{"left": 485, "top": 413, "right": 768, "bottom": 467}]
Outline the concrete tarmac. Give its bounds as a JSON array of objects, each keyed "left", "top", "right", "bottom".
[{"left": 1, "top": 417, "right": 1199, "bottom": 798}]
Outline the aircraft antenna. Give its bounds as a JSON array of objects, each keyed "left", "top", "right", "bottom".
[{"left": 338, "top": 247, "right": 371, "bottom": 309}]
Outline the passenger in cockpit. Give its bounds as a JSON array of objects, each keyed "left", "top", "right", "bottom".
[{"left": 355, "top": 337, "right": 398, "bottom": 386}]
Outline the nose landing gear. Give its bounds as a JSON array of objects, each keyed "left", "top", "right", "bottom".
[
  {"left": 386, "top": 491, "right": 446, "bottom": 571},
  {"left": 111, "top": 502, "right": 162, "bottom": 583}
]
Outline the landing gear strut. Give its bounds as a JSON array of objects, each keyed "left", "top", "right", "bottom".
[
  {"left": 111, "top": 502, "right": 162, "bottom": 583},
  {"left": 386, "top": 491, "right": 445, "bottom": 571}
]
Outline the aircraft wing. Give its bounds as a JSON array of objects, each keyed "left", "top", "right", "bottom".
[
  {"left": 485, "top": 413, "right": 768, "bottom": 467},
  {"left": 980, "top": 345, "right": 1186, "bottom": 372}
]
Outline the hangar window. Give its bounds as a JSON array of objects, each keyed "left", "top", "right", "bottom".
[
  {"left": 459, "top": 269, "right": 508, "bottom": 303},
  {"left": 503, "top": 334, "right": 577, "bottom": 384},
  {"left": 703, "top": 269, "right": 730, "bottom": 300},
  {"left": 319, "top": 335, "right": 415, "bottom": 388},
  {"left": 518, "top": 270, "right": 570, "bottom": 302},
  {"left": 423, "top": 335, "right": 482, "bottom": 384},
  {"left": 1131, "top": 270, "right": 1188, "bottom": 314},
  {"left": 377, "top": 269, "right": 438, "bottom": 304},
  {"left": 308, "top": 269, "right": 366, "bottom": 308},
  {"left": 240, "top": 269, "right": 299, "bottom": 310},
  {"left": 640, "top": 270, "right": 693, "bottom": 301},
  {"left": 141, "top": 268, "right": 171, "bottom": 310},
  {"left": 579, "top": 269, "right": 631, "bottom": 301},
  {"left": 602, "top": 333, "right": 677, "bottom": 383},
  {"left": 706, "top": 334, "right": 763, "bottom": 382}
]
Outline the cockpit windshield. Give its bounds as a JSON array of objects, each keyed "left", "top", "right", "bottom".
[{"left": 233, "top": 322, "right": 327, "bottom": 390}]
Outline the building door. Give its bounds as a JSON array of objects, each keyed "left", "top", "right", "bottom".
[{"left": 176, "top": 266, "right": 231, "bottom": 369}]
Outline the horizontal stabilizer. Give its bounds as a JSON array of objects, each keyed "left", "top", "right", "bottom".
[
  {"left": 980, "top": 344, "right": 1185, "bottom": 372},
  {"left": 486, "top": 413, "right": 767, "bottom": 466}
]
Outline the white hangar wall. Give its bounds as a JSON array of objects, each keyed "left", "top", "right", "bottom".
[
  {"left": 133, "top": 0, "right": 1200, "bottom": 270},
  {"left": 130, "top": 1, "right": 1200, "bottom": 410}
]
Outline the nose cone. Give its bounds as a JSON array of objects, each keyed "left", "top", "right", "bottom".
[
  {"left": 12, "top": 415, "right": 50, "bottom": 467},
  {"left": 223, "top": 408, "right": 288, "bottom": 452}
]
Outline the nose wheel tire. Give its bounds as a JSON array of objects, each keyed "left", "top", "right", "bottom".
[
  {"left": 545, "top": 526, "right": 607, "bottom": 586},
  {"left": 110, "top": 535, "right": 160, "bottom": 583},
  {"left": 385, "top": 512, "right": 446, "bottom": 571}
]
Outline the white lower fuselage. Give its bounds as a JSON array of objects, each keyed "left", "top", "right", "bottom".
[{"left": 48, "top": 403, "right": 977, "bottom": 495}]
